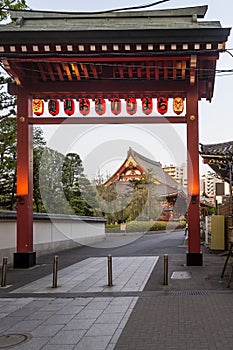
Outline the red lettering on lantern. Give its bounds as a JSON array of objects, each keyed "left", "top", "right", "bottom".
[
  {"left": 173, "top": 97, "right": 184, "bottom": 115},
  {"left": 111, "top": 98, "right": 121, "bottom": 115},
  {"left": 48, "top": 99, "right": 59, "bottom": 116},
  {"left": 142, "top": 97, "right": 153, "bottom": 115},
  {"left": 32, "top": 99, "right": 44, "bottom": 116},
  {"left": 95, "top": 98, "right": 106, "bottom": 115},
  {"left": 79, "top": 98, "right": 90, "bottom": 115},
  {"left": 64, "top": 99, "right": 75, "bottom": 116},
  {"left": 157, "top": 97, "right": 168, "bottom": 115},
  {"left": 126, "top": 98, "right": 137, "bottom": 115}
]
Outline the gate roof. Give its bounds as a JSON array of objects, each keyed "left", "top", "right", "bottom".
[{"left": 0, "top": 5, "right": 231, "bottom": 100}]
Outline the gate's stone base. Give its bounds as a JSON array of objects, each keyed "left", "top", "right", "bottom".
[
  {"left": 14, "top": 252, "right": 36, "bottom": 268},
  {"left": 186, "top": 252, "right": 203, "bottom": 266}
]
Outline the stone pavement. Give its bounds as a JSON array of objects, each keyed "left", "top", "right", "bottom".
[
  {"left": 1, "top": 231, "right": 233, "bottom": 349},
  {"left": 0, "top": 256, "right": 157, "bottom": 349}
]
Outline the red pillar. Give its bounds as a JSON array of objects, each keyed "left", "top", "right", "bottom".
[
  {"left": 186, "top": 86, "right": 203, "bottom": 266},
  {"left": 14, "top": 90, "right": 36, "bottom": 268}
]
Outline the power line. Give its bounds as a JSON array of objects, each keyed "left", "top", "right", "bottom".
[
  {"left": 86, "top": 0, "right": 172, "bottom": 14},
  {"left": 1, "top": 56, "right": 233, "bottom": 77},
  {"left": 226, "top": 50, "right": 233, "bottom": 58},
  {"left": 1, "top": 1, "right": 171, "bottom": 15}
]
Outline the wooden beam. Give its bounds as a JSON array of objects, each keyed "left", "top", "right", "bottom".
[
  {"left": 29, "top": 116, "right": 186, "bottom": 125},
  {"left": 190, "top": 55, "right": 197, "bottom": 85},
  {"left": 19, "top": 80, "right": 189, "bottom": 97},
  {"left": 10, "top": 56, "right": 192, "bottom": 63},
  {"left": 164, "top": 61, "right": 168, "bottom": 80},
  {"left": 54, "top": 63, "right": 64, "bottom": 81},
  {"left": 62, "top": 63, "right": 72, "bottom": 81},
  {"left": 90, "top": 64, "right": 98, "bottom": 79},
  {"left": 37, "top": 62, "right": 47, "bottom": 82},
  {"left": 137, "top": 66, "right": 142, "bottom": 79},
  {"left": 128, "top": 66, "right": 133, "bottom": 79},
  {"left": 181, "top": 60, "right": 186, "bottom": 79},
  {"left": 119, "top": 66, "right": 124, "bottom": 79},
  {"left": 80, "top": 64, "right": 89, "bottom": 78},
  {"left": 173, "top": 61, "right": 177, "bottom": 80},
  {"left": 46, "top": 62, "right": 56, "bottom": 81},
  {"left": 71, "top": 63, "right": 81, "bottom": 80}
]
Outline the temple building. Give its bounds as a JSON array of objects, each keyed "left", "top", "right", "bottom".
[{"left": 104, "top": 148, "right": 187, "bottom": 220}]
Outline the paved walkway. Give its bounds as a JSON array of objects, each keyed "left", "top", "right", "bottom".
[
  {"left": 1, "top": 232, "right": 233, "bottom": 349},
  {"left": 0, "top": 256, "right": 158, "bottom": 349},
  {"left": 0, "top": 296, "right": 137, "bottom": 350},
  {"left": 13, "top": 256, "right": 158, "bottom": 294}
]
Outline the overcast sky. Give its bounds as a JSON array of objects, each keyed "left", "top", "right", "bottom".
[{"left": 25, "top": 0, "right": 233, "bottom": 179}]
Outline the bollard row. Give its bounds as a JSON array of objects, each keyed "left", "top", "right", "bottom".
[{"left": 1, "top": 255, "right": 114, "bottom": 289}]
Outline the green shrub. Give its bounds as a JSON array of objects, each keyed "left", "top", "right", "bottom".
[
  {"left": 105, "top": 220, "right": 186, "bottom": 233},
  {"left": 105, "top": 224, "right": 120, "bottom": 233}
]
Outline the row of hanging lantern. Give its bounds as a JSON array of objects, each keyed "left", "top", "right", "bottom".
[{"left": 32, "top": 97, "right": 184, "bottom": 116}]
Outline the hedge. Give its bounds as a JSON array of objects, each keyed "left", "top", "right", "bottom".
[{"left": 106, "top": 220, "right": 186, "bottom": 233}]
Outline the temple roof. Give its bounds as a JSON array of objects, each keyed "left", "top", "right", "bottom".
[
  {"left": 200, "top": 141, "right": 233, "bottom": 183},
  {"left": 105, "top": 147, "right": 186, "bottom": 198},
  {"left": 200, "top": 141, "right": 233, "bottom": 158},
  {"left": 127, "top": 148, "right": 179, "bottom": 189}
]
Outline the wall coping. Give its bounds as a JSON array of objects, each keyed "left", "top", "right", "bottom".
[{"left": 0, "top": 210, "right": 106, "bottom": 223}]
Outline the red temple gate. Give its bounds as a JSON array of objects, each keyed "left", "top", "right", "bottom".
[{"left": 0, "top": 5, "right": 230, "bottom": 267}]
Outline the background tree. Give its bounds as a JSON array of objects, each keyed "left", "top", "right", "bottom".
[
  {"left": 0, "top": 114, "right": 16, "bottom": 210},
  {"left": 0, "top": 121, "right": 48, "bottom": 211},
  {"left": 0, "top": 0, "right": 28, "bottom": 21},
  {"left": 62, "top": 153, "right": 97, "bottom": 216},
  {"left": 0, "top": 3, "right": 98, "bottom": 217},
  {"left": 94, "top": 170, "right": 161, "bottom": 223},
  {"left": 33, "top": 127, "right": 46, "bottom": 212},
  {"left": 119, "top": 171, "right": 160, "bottom": 222},
  {"left": 38, "top": 148, "right": 72, "bottom": 214},
  {"left": 0, "top": 0, "right": 28, "bottom": 209}
]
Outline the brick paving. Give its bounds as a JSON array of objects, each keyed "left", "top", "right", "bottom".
[
  {"left": 115, "top": 294, "right": 233, "bottom": 350},
  {"left": 114, "top": 235, "right": 233, "bottom": 350}
]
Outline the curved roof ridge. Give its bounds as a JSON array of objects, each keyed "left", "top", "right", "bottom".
[
  {"left": 9, "top": 6, "right": 208, "bottom": 19},
  {"left": 128, "top": 147, "right": 181, "bottom": 189},
  {"left": 128, "top": 147, "right": 161, "bottom": 167},
  {"left": 200, "top": 140, "right": 233, "bottom": 155}
]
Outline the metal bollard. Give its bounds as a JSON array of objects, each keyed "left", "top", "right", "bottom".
[
  {"left": 52, "top": 255, "right": 58, "bottom": 288},
  {"left": 163, "top": 254, "right": 168, "bottom": 286},
  {"left": 1, "top": 257, "right": 8, "bottom": 287},
  {"left": 107, "top": 255, "right": 113, "bottom": 287}
]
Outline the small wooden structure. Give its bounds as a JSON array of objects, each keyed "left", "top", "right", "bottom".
[{"left": 200, "top": 141, "right": 233, "bottom": 245}]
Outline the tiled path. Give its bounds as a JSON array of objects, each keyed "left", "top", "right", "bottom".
[
  {"left": 13, "top": 256, "right": 158, "bottom": 294},
  {"left": 0, "top": 296, "right": 137, "bottom": 350},
  {"left": 0, "top": 256, "right": 158, "bottom": 349}
]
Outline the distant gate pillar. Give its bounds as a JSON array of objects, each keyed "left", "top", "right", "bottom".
[
  {"left": 186, "top": 87, "right": 203, "bottom": 266},
  {"left": 14, "top": 90, "right": 36, "bottom": 268}
]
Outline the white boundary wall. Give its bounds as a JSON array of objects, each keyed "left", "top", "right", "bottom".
[{"left": 0, "top": 211, "right": 106, "bottom": 264}]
